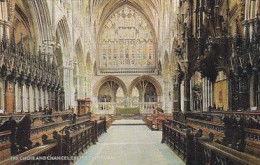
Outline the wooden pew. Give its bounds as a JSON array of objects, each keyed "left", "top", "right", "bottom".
[
  {"left": 61, "top": 119, "right": 95, "bottom": 164},
  {"left": 0, "top": 111, "right": 73, "bottom": 128},
  {"left": 30, "top": 120, "right": 71, "bottom": 145},
  {"left": 245, "top": 128, "right": 260, "bottom": 157},
  {"left": 185, "top": 111, "right": 260, "bottom": 155},
  {"left": 186, "top": 118, "right": 224, "bottom": 141},
  {"left": 0, "top": 143, "right": 59, "bottom": 165},
  {"left": 96, "top": 118, "right": 107, "bottom": 137},
  {"left": 162, "top": 119, "right": 260, "bottom": 165},
  {"left": 0, "top": 112, "right": 73, "bottom": 157},
  {"left": 0, "top": 112, "right": 111, "bottom": 164},
  {"left": 161, "top": 119, "right": 194, "bottom": 163},
  {"left": 195, "top": 135, "right": 260, "bottom": 165},
  {"left": 0, "top": 131, "right": 11, "bottom": 160}
]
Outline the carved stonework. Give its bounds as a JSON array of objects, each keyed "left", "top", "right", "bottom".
[
  {"left": 238, "top": 0, "right": 245, "bottom": 21},
  {"left": 7, "top": 0, "right": 15, "bottom": 22}
]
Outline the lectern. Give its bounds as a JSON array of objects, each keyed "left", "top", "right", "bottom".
[{"left": 77, "top": 98, "right": 92, "bottom": 116}]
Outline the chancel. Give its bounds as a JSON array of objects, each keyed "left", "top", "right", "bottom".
[{"left": 0, "top": 0, "right": 259, "bottom": 165}]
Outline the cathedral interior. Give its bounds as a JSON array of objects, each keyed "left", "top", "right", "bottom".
[{"left": 0, "top": 0, "right": 259, "bottom": 164}]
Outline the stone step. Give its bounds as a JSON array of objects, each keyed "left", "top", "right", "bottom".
[{"left": 112, "top": 119, "right": 146, "bottom": 125}]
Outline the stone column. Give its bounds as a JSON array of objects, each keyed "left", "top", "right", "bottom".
[
  {"left": 202, "top": 78, "right": 207, "bottom": 111},
  {"left": 249, "top": 74, "right": 255, "bottom": 108},
  {"left": 35, "top": 87, "right": 39, "bottom": 111},
  {"left": 14, "top": 83, "right": 20, "bottom": 113},
  {"left": 173, "top": 82, "right": 180, "bottom": 112},
  {"left": 70, "top": 67, "right": 75, "bottom": 108},
  {"left": 22, "top": 84, "right": 28, "bottom": 112},
  {"left": 180, "top": 81, "right": 185, "bottom": 112},
  {"left": 62, "top": 66, "right": 74, "bottom": 110},
  {"left": 163, "top": 81, "right": 168, "bottom": 112},
  {"left": 184, "top": 78, "right": 190, "bottom": 112},
  {"left": 45, "top": 89, "right": 48, "bottom": 107},
  {"left": 29, "top": 85, "right": 34, "bottom": 112},
  {"left": 63, "top": 67, "right": 69, "bottom": 109},
  {"left": 202, "top": 77, "right": 213, "bottom": 111},
  {"left": 190, "top": 78, "right": 194, "bottom": 111},
  {"left": 0, "top": 0, "right": 12, "bottom": 40},
  {"left": 40, "top": 88, "right": 44, "bottom": 108}
]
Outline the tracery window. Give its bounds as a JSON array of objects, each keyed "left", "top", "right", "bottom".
[{"left": 100, "top": 5, "right": 155, "bottom": 69}]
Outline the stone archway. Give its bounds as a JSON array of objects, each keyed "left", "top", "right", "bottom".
[
  {"left": 93, "top": 76, "right": 128, "bottom": 112},
  {"left": 129, "top": 75, "right": 162, "bottom": 96},
  {"left": 93, "top": 76, "right": 127, "bottom": 97},
  {"left": 128, "top": 75, "right": 163, "bottom": 113}
]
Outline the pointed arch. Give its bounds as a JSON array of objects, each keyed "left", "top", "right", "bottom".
[
  {"left": 93, "top": 76, "right": 127, "bottom": 97},
  {"left": 11, "top": 1, "right": 40, "bottom": 52},
  {"left": 97, "top": 4, "right": 157, "bottom": 70},
  {"left": 30, "top": 0, "right": 52, "bottom": 42},
  {"left": 56, "top": 16, "right": 71, "bottom": 49},
  {"left": 75, "top": 39, "right": 84, "bottom": 63},
  {"left": 129, "top": 75, "right": 162, "bottom": 96},
  {"left": 97, "top": 3, "right": 157, "bottom": 43}
]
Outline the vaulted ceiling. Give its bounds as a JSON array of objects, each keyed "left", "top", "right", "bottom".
[{"left": 89, "top": 0, "right": 166, "bottom": 39}]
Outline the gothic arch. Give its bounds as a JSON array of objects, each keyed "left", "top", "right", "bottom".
[
  {"left": 30, "top": 0, "right": 52, "bottom": 42},
  {"left": 11, "top": 1, "right": 39, "bottom": 51},
  {"left": 129, "top": 75, "right": 162, "bottom": 96},
  {"left": 56, "top": 16, "right": 72, "bottom": 65},
  {"left": 93, "top": 76, "right": 127, "bottom": 97},
  {"left": 56, "top": 16, "right": 71, "bottom": 50},
  {"left": 75, "top": 39, "right": 84, "bottom": 68},
  {"left": 96, "top": 1, "right": 158, "bottom": 40}
]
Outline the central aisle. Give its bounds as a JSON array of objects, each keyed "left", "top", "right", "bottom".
[{"left": 75, "top": 120, "right": 185, "bottom": 165}]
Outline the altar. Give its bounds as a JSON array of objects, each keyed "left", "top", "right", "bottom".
[{"left": 115, "top": 107, "right": 140, "bottom": 115}]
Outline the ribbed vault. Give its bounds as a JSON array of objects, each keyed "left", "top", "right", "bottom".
[{"left": 90, "top": 0, "right": 161, "bottom": 39}]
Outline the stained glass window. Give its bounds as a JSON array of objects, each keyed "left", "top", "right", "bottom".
[{"left": 100, "top": 5, "right": 155, "bottom": 68}]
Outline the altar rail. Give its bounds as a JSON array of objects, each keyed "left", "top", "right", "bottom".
[
  {"left": 162, "top": 119, "right": 260, "bottom": 165},
  {"left": 96, "top": 102, "right": 157, "bottom": 114}
]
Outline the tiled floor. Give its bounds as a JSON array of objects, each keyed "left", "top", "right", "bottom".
[{"left": 75, "top": 120, "right": 185, "bottom": 165}]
